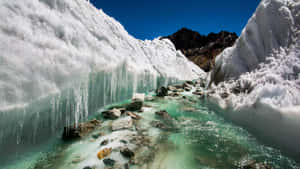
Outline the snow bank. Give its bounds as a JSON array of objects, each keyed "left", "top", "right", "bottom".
[
  {"left": 0, "top": 0, "right": 204, "bottom": 162},
  {"left": 209, "top": 0, "right": 300, "bottom": 161}
]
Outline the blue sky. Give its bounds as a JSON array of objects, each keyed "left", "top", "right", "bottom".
[{"left": 90, "top": 0, "right": 261, "bottom": 40}]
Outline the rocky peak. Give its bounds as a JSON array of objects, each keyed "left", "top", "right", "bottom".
[{"left": 161, "top": 28, "right": 238, "bottom": 72}]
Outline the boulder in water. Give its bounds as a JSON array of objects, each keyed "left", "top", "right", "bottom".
[
  {"left": 132, "top": 93, "right": 145, "bottom": 102},
  {"left": 103, "top": 158, "right": 116, "bottom": 166},
  {"left": 62, "top": 119, "right": 101, "bottom": 140},
  {"left": 156, "top": 86, "right": 168, "bottom": 97},
  {"left": 126, "top": 100, "right": 143, "bottom": 111},
  {"left": 112, "top": 116, "right": 133, "bottom": 131},
  {"left": 102, "top": 108, "right": 121, "bottom": 119},
  {"left": 120, "top": 147, "right": 135, "bottom": 158},
  {"left": 155, "top": 110, "right": 172, "bottom": 120},
  {"left": 97, "top": 148, "right": 112, "bottom": 159}
]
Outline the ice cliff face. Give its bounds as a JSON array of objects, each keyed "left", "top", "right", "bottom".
[
  {"left": 0, "top": 0, "right": 202, "bottom": 111},
  {"left": 210, "top": 0, "right": 300, "bottom": 160},
  {"left": 212, "top": 0, "right": 299, "bottom": 83},
  {"left": 0, "top": 0, "right": 203, "bottom": 159}
]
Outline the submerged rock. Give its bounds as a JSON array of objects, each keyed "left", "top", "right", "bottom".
[
  {"left": 62, "top": 119, "right": 101, "bottom": 140},
  {"left": 120, "top": 148, "right": 135, "bottom": 158},
  {"left": 156, "top": 86, "right": 168, "bottom": 97},
  {"left": 112, "top": 116, "right": 133, "bottom": 131},
  {"left": 97, "top": 148, "right": 112, "bottom": 159},
  {"left": 100, "top": 139, "right": 109, "bottom": 146},
  {"left": 167, "top": 85, "right": 177, "bottom": 92},
  {"left": 83, "top": 166, "right": 92, "bottom": 169},
  {"left": 103, "top": 158, "right": 116, "bottom": 166},
  {"left": 150, "top": 121, "right": 167, "bottom": 129},
  {"left": 155, "top": 110, "right": 172, "bottom": 120},
  {"left": 102, "top": 109, "right": 121, "bottom": 120},
  {"left": 126, "top": 100, "right": 143, "bottom": 111},
  {"left": 168, "top": 92, "right": 180, "bottom": 97}
]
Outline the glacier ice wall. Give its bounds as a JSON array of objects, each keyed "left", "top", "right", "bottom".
[
  {"left": 0, "top": 0, "right": 203, "bottom": 163},
  {"left": 210, "top": 0, "right": 300, "bottom": 161}
]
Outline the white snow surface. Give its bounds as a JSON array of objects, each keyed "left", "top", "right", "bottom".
[
  {"left": 210, "top": 0, "right": 300, "bottom": 158},
  {"left": 0, "top": 0, "right": 203, "bottom": 110},
  {"left": 212, "top": 0, "right": 300, "bottom": 108}
]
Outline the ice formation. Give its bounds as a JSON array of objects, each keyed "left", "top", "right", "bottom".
[
  {"left": 0, "top": 0, "right": 203, "bottom": 159},
  {"left": 210, "top": 0, "right": 300, "bottom": 160}
]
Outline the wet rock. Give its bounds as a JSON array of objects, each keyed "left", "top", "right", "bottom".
[
  {"left": 120, "top": 139, "right": 127, "bottom": 144},
  {"left": 126, "top": 100, "right": 143, "bottom": 111},
  {"left": 176, "top": 88, "right": 185, "bottom": 92},
  {"left": 185, "top": 80, "right": 195, "bottom": 86},
  {"left": 100, "top": 139, "right": 109, "bottom": 146},
  {"left": 112, "top": 116, "right": 133, "bottom": 131},
  {"left": 155, "top": 110, "right": 172, "bottom": 120},
  {"left": 167, "top": 86, "right": 177, "bottom": 91},
  {"left": 182, "top": 96, "right": 187, "bottom": 99},
  {"left": 120, "top": 148, "right": 135, "bottom": 158},
  {"left": 126, "top": 112, "right": 141, "bottom": 120},
  {"left": 83, "top": 166, "right": 92, "bottom": 169},
  {"left": 184, "top": 87, "right": 192, "bottom": 91},
  {"left": 231, "top": 80, "right": 254, "bottom": 94},
  {"left": 102, "top": 109, "right": 121, "bottom": 120},
  {"left": 92, "top": 132, "right": 102, "bottom": 139},
  {"left": 150, "top": 121, "right": 167, "bottom": 129},
  {"left": 183, "top": 82, "right": 193, "bottom": 88},
  {"left": 97, "top": 148, "right": 112, "bottom": 159},
  {"left": 62, "top": 119, "right": 101, "bottom": 140},
  {"left": 103, "top": 158, "right": 116, "bottom": 166},
  {"left": 155, "top": 86, "right": 168, "bottom": 97},
  {"left": 124, "top": 163, "right": 130, "bottom": 169},
  {"left": 192, "top": 91, "right": 204, "bottom": 96}
]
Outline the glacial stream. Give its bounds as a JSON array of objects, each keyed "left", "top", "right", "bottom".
[{"left": 3, "top": 89, "right": 299, "bottom": 169}]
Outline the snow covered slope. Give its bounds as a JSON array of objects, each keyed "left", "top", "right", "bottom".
[
  {"left": 210, "top": 0, "right": 300, "bottom": 160},
  {"left": 0, "top": 0, "right": 203, "bottom": 161},
  {"left": 0, "top": 0, "right": 202, "bottom": 111}
]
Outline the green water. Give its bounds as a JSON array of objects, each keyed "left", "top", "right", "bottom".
[
  {"left": 145, "top": 96, "right": 299, "bottom": 169},
  {"left": 6, "top": 94, "right": 300, "bottom": 169}
]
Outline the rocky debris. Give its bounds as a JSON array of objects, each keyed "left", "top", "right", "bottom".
[
  {"left": 124, "top": 163, "right": 130, "bottom": 169},
  {"left": 102, "top": 109, "right": 121, "bottom": 120},
  {"left": 92, "top": 133, "right": 100, "bottom": 139},
  {"left": 185, "top": 80, "right": 195, "bottom": 86},
  {"left": 112, "top": 116, "right": 133, "bottom": 131},
  {"left": 150, "top": 121, "right": 167, "bottom": 130},
  {"left": 126, "top": 112, "right": 141, "bottom": 120},
  {"left": 184, "top": 87, "right": 192, "bottom": 92},
  {"left": 161, "top": 28, "right": 238, "bottom": 72},
  {"left": 132, "top": 93, "right": 145, "bottom": 102},
  {"left": 83, "top": 166, "right": 92, "bottom": 169},
  {"left": 192, "top": 91, "right": 204, "bottom": 96},
  {"left": 167, "top": 85, "right": 177, "bottom": 92},
  {"left": 183, "top": 82, "right": 193, "bottom": 89},
  {"left": 126, "top": 100, "right": 143, "bottom": 111},
  {"left": 120, "top": 147, "right": 135, "bottom": 158},
  {"left": 220, "top": 92, "right": 229, "bottom": 99},
  {"left": 103, "top": 158, "right": 116, "bottom": 166},
  {"left": 100, "top": 139, "right": 109, "bottom": 146},
  {"left": 155, "top": 110, "right": 172, "bottom": 120},
  {"left": 177, "top": 88, "right": 185, "bottom": 92},
  {"left": 156, "top": 86, "right": 168, "bottom": 97},
  {"left": 168, "top": 92, "right": 180, "bottom": 97},
  {"left": 97, "top": 148, "right": 112, "bottom": 159},
  {"left": 62, "top": 119, "right": 101, "bottom": 140},
  {"left": 238, "top": 160, "right": 273, "bottom": 169},
  {"left": 231, "top": 80, "right": 254, "bottom": 94}
]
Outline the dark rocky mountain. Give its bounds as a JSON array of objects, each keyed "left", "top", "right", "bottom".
[{"left": 161, "top": 28, "right": 238, "bottom": 72}]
